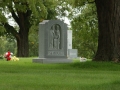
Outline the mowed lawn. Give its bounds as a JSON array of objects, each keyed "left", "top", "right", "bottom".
[{"left": 0, "top": 58, "right": 120, "bottom": 90}]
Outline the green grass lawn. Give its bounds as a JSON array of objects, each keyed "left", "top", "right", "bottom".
[{"left": 0, "top": 58, "right": 120, "bottom": 90}]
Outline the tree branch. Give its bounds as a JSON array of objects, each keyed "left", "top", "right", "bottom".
[
  {"left": 7, "top": 2, "right": 20, "bottom": 27},
  {"left": 11, "top": 10, "right": 20, "bottom": 26},
  {"left": 3, "top": 23, "right": 19, "bottom": 39}
]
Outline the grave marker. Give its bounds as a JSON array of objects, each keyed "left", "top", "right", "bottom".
[{"left": 33, "top": 20, "right": 72, "bottom": 63}]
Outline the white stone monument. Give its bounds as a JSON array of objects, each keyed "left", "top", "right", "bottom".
[
  {"left": 67, "top": 30, "right": 72, "bottom": 49},
  {"left": 67, "top": 30, "right": 78, "bottom": 59}
]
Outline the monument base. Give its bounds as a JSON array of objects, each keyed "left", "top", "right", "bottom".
[{"left": 32, "top": 58, "right": 73, "bottom": 63}]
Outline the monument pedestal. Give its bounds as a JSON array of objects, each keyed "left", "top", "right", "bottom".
[{"left": 33, "top": 58, "right": 73, "bottom": 63}]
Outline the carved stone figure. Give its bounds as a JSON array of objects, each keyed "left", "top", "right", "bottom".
[
  {"left": 53, "top": 25, "right": 60, "bottom": 49},
  {"left": 49, "top": 24, "right": 61, "bottom": 49},
  {"left": 49, "top": 26, "right": 54, "bottom": 49}
]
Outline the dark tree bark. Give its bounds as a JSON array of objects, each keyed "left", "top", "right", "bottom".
[
  {"left": 16, "top": 28, "right": 29, "bottom": 57},
  {"left": 4, "top": 2, "right": 32, "bottom": 57},
  {"left": 15, "top": 11, "right": 31, "bottom": 57},
  {"left": 94, "top": 0, "right": 120, "bottom": 62},
  {"left": 4, "top": 11, "right": 31, "bottom": 57}
]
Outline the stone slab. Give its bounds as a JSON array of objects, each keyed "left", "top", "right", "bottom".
[
  {"left": 68, "top": 49, "right": 78, "bottom": 59},
  {"left": 33, "top": 58, "right": 73, "bottom": 63},
  {"left": 67, "top": 30, "right": 72, "bottom": 49}
]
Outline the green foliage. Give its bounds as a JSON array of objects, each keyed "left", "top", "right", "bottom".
[
  {"left": 0, "top": 0, "right": 70, "bottom": 56},
  {"left": 0, "top": 9, "right": 7, "bottom": 35},
  {"left": 66, "top": 0, "right": 98, "bottom": 61},
  {"left": 0, "top": 12, "right": 6, "bottom": 22},
  {"left": 0, "top": 26, "right": 6, "bottom": 35},
  {"left": 68, "top": 0, "right": 95, "bottom": 7},
  {"left": 29, "top": 25, "right": 38, "bottom": 57},
  {"left": 0, "top": 36, "right": 17, "bottom": 55},
  {"left": 71, "top": 4, "right": 98, "bottom": 59},
  {"left": 43, "top": 0, "right": 57, "bottom": 19},
  {"left": 0, "top": 36, "right": 7, "bottom": 55}
]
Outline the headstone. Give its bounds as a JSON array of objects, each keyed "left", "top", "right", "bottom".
[
  {"left": 67, "top": 30, "right": 78, "bottom": 59},
  {"left": 33, "top": 20, "right": 72, "bottom": 63},
  {"left": 67, "top": 30, "right": 72, "bottom": 49},
  {"left": 68, "top": 49, "right": 78, "bottom": 59}
]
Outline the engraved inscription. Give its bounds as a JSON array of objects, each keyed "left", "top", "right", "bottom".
[{"left": 48, "top": 51, "right": 64, "bottom": 56}]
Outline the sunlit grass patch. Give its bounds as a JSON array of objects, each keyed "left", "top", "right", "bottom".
[{"left": 0, "top": 57, "right": 120, "bottom": 90}]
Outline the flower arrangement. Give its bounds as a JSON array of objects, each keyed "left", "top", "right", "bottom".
[
  {"left": 4, "top": 51, "right": 13, "bottom": 61},
  {"left": 79, "top": 57, "right": 87, "bottom": 62},
  {"left": 11, "top": 56, "right": 19, "bottom": 61}
]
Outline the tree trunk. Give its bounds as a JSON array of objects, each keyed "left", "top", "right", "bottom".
[
  {"left": 2, "top": 1, "right": 32, "bottom": 57},
  {"left": 16, "top": 29, "right": 29, "bottom": 57},
  {"left": 94, "top": 0, "right": 120, "bottom": 62},
  {"left": 3, "top": 22, "right": 29, "bottom": 57},
  {"left": 15, "top": 12, "right": 30, "bottom": 57}
]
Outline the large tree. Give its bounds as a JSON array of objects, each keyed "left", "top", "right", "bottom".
[
  {"left": 0, "top": 0, "right": 69, "bottom": 57},
  {"left": 71, "top": 0, "right": 120, "bottom": 62},
  {"left": 0, "top": 0, "right": 48, "bottom": 57},
  {"left": 94, "top": 0, "right": 120, "bottom": 62}
]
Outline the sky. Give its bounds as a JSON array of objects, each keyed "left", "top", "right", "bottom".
[
  {"left": 64, "top": 17, "right": 70, "bottom": 25},
  {"left": 8, "top": 17, "right": 71, "bottom": 27},
  {"left": 6, "top": 12, "right": 71, "bottom": 27}
]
